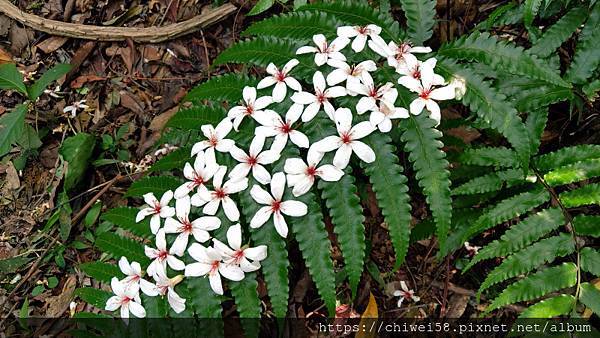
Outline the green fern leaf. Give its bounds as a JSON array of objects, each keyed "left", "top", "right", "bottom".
[
  {"left": 528, "top": 7, "right": 587, "bottom": 58},
  {"left": 475, "top": 3, "right": 522, "bottom": 30},
  {"left": 297, "top": 0, "right": 402, "bottom": 41},
  {"left": 166, "top": 106, "right": 225, "bottom": 130},
  {"left": 100, "top": 207, "right": 152, "bottom": 238},
  {"left": 319, "top": 168, "right": 365, "bottom": 297},
  {"left": 75, "top": 288, "right": 112, "bottom": 310},
  {"left": 478, "top": 233, "right": 575, "bottom": 294},
  {"left": 559, "top": 183, "right": 600, "bottom": 207},
  {"left": 524, "top": 0, "right": 543, "bottom": 28},
  {"left": 459, "top": 147, "right": 520, "bottom": 168},
  {"left": 535, "top": 145, "right": 600, "bottom": 172},
  {"left": 544, "top": 158, "right": 600, "bottom": 186},
  {"left": 184, "top": 74, "right": 258, "bottom": 103},
  {"left": 579, "top": 282, "right": 600, "bottom": 315},
  {"left": 80, "top": 262, "right": 123, "bottom": 283},
  {"left": 583, "top": 78, "right": 600, "bottom": 101},
  {"left": 362, "top": 133, "right": 412, "bottom": 267},
  {"left": 486, "top": 262, "right": 577, "bottom": 314},
  {"left": 452, "top": 168, "right": 524, "bottom": 195},
  {"left": 438, "top": 32, "right": 570, "bottom": 87},
  {"left": 185, "top": 277, "right": 223, "bottom": 319},
  {"left": 95, "top": 233, "right": 149, "bottom": 265},
  {"left": 464, "top": 208, "right": 564, "bottom": 271},
  {"left": 526, "top": 108, "right": 548, "bottom": 155},
  {"left": 566, "top": 2, "right": 600, "bottom": 84},
  {"left": 399, "top": 0, "right": 436, "bottom": 45},
  {"left": 231, "top": 273, "right": 261, "bottom": 337},
  {"left": 581, "top": 247, "right": 600, "bottom": 276},
  {"left": 123, "top": 176, "right": 182, "bottom": 198},
  {"left": 573, "top": 215, "right": 600, "bottom": 237},
  {"left": 518, "top": 294, "right": 576, "bottom": 318},
  {"left": 515, "top": 85, "right": 573, "bottom": 112},
  {"left": 149, "top": 147, "right": 192, "bottom": 173},
  {"left": 400, "top": 114, "right": 451, "bottom": 252},
  {"left": 243, "top": 11, "right": 338, "bottom": 40}
]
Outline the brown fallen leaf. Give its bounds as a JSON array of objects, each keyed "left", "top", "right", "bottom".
[
  {"left": 0, "top": 47, "right": 12, "bottom": 64},
  {"left": 356, "top": 293, "right": 378, "bottom": 338},
  {"left": 445, "top": 294, "right": 470, "bottom": 318},
  {"left": 36, "top": 36, "right": 69, "bottom": 54},
  {"left": 9, "top": 22, "right": 34, "bottom": 55},
  {"left": 45, "top": 275, "right": 77, "bottom": 317},
  {"left": 70, "top": 74, "right": 106, "bottom": 88},
  {"left": 148, "top": 106, "right": 178, "bottom": 132},
  {"left": 4, "top": 162, "right": 20, "bottom": 190},
  {"left": 120, "top": 90, "right": 145, "bottom": 115}
]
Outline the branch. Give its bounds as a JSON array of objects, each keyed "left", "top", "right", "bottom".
[{"left": 0, "top": 1, "right": 237, "bottom": 43}]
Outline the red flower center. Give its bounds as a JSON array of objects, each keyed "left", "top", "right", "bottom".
[
  {"left": 232, "top": 250, "right": 245, "bottom": 264},
  {"left": 153, "top": 202, "right": 162, "bottom": 214},
  {"left": 368, "top": 87, "right": 379, "bottom": 99},
  {"left": 279, "top": 122, "right": 292, "bottom": 134},
  {"left": 306, "top": 166, "right": 317, "bottom": 177},
  {"left": 158, "top": 250, "right": 168, "bottom": 261},
  {"left": 245, "top": 105, "right": 254, "bottom": 116},
  {"left": 412, "top": 69, "right": 421, "bottom": 79},
  {"left": 209, "top": 135, "right": 219, "bottom": 147},
  {"left": 275, "top": 71, "right": 286, "bottom": 82},
  {"left": 271, "top": 200, "right": 281, "bottom": 213},
  {"left": 419, "top": 89, "right": 431, "bottom": 99},
  {"left": 210, "top": 260, "right": 220, "bottom": 274},
  {"left": 121, "top": 296, "right": 132, "bottom": 304},
  {"left": 357, "top": 26, "right": 368, "bottom": 34},
  {"left": 193, "top": 174, "right": 204, "bottom": 187},
  {"left": 316, "top": 92, "right": 327, "bottom": 103},
  {"left": 181, "top": 219, "right": 193, "bottom": 233},
  {"left": 247, "top": 155, "right": 257, "bottom": 167},
  {"left": 214, "top": 188, "right": 227, "bottom": 199},
  {"left": 341, "top": 132, "right": 352, "bottom": 144}
]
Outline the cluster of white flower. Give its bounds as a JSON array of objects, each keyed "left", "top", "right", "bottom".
[{"left": 104, "top": 24, "right": 464, "bottom": 318}]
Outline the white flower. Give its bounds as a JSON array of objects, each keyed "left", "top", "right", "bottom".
[
  {"left": 144, "top": 229, "right": 185, "bottom": 278},
  {"left": 310, "top": 108, "right": 376, "bottom": 169},
  {"left": 249, "top": 172, "right": 308, "bottom": 238},
  {"left": 398, "top": 61, "right": 455, "bottom": 125},
  {"left": 135, "top": 190, "right": 175, "bottom": 234},
  {"left": 368, "top": 91, "right": 409, "bottom": 133},
  {"left": 346, "top": 72, "right": 396, "bottom": 115},
  {"left": 174, "top": 150, "right": 219, "bottom": 199},
  {"left": 291, "top": 71, "right": 346, "bottom": 121},
  {"left": 296, "top": 33, "right": 349, "bottom": 66},
  {"left": 146, "top": 271, "right": 186, "bottom": 314},
  {"left": 326, "top": 59, "right": 377, "bottom": 94},
  {"left": 284, "top": 151, "right": 344, "bottom": 197},
  {"left": 449, "top": 76, "right": 467, "bottom": 100},
  {"left": 191, "top": 119, "right": 235, "bottom": 158},
  {"left": 254, "top": 105, "right": 309, "bottom": 152},
  {"left": 105, "top": 277, "right": 146, "bottom": 319},
  {"left": 464, "top": 242, "right": 481, "bottom": 257},
  {"left": 185, "top": 243, "right": 244, "bottom": 295},
  {"left": 227, "top": 86, "right": 273, "bottom": 130},
  {"left": 228, "top": 135, "right": 281, "bottom": 185},
  {"left": 368, "top": 36, "right": 432, "bottom": 70},
  {"left": 212, "top": 224, "right": 268, "bottom": 272},
  {"left": 63, "top": 99, "right": 88, "bottom": 118},
  {"left": 337, "top": 25, "right": 382, "bottom": 52},
  {"left": 396, "top": 56, "right": 445, "bottom": 85},
  {"left": 118, "top": 257, "right": 156, "bottom": 295},
  {"left": 257, "top": 60, "right": 302, "bottom": 102},
  {"left": 164, "top": 195, "right": 221, "bottom": 256},
  {"left": 192, "top": 166, "right": 248, "bottom": 222},
  {"left": 393, "top": 281, "right": 420, "bottom": 308}
]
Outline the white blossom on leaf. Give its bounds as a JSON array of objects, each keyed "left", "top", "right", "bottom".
[
  {"left": 63, "top": 99, "right": 88, "bottom": 118},
  {"left": 174, "top": 150, "right": 219, "bottom": 199},
  {"left": 191, "top": 119, "right": 235, "bottom": 158},
  {"left": 369, "top": 92, "right": 409, "bottom": 133},
  {"left": 254, "top": 105, "right": 309, "bottom": 152},
  {"left": 135, "top": 190, "right": 175, "bottom": 235},
  {"left": 257, "top": 60, "right": 302, "bottom": 102},
  {"left": 185, "top": 243, "right": 244, "bottom": 295},
  {"left": 310, "top": 108, "right": 376, "bottom": 169},
  {"left": 228, "top": 135, "right": 281, "bottom": 185},
  {"left": 146, "top": 271, "right": 186, "bottom": 314},
  {"left": 213, "top": 224, "right": 267, "bottom": 272},
  {"left": 144, "top": 229, "right": 185, "bottom": 278},
  {"left": 326, "top": 59, "right": 377, "bottom": 94},
  {"left": 227, "top": 86, "right": 273, "bottom": 131},
  {"left": 164, "top": 195, "right": 221, "bottom": 256},
  {"left": 368, "top": 36, "right": 432, "bottom": 70},
  {"left": 291, "top": 71, "right": 346, "bottom": 121},
  {"left": 346, "top": 72, "right": 396, "bottom": 115},
  {"left": 337, "top": 25, "right": 382, "bottom": 52},
  {"left": 296, "top": 34, "right": 350, "bottom": 66},
  {"left": 284, "top": 151, "right": 344, "bottom": 197},
  {"left": 105, "top": 277, "right": 146, "bottom": 319},
  {"left": 395, "top": 56, "right": 445, "bottom": 86},
  {"left": 393, "top": 281, "right": 420, "bottom": 308},
  {"left": 118, "top": 257, "right": 156, "bottom": 295},
  {"left": 192, "top": 166, "right": 248, "bottom": 222},
  {"left": 249, "top": 172, "right": 308, "bottom": 238}
]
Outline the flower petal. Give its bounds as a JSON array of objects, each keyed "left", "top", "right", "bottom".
[
  {"left": 351, "top": 141, "right": 376, "bottom": 163},
  {"left": 250, "top": 206, "right": 273, "bottom": 229},
  {"left": 280, "top": 200, "right": 308, "bottom": 217}
]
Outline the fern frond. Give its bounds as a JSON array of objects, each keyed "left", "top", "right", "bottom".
[
  {"left": 485, "top": 262, "right": 578, "bottom": 314},
  {"left": 528, "top": 6, "right": 587, "bottom": 58},
  {"left": 400, "top": 114, "right": 451, "bottom": 252},
  {"left": 478, "top": 233, "right": 575, "bottom": 295},
  {"left": 579, "top": 282, "right": 600, "bottom": 315},
  {"left": 166, "top": 106, "right": 225, "bottom": 130},
  {"left": 459, "top": 147, "right": 519, "bottom": 168},
  {"left": 559, "top": 183, "right": 600, "bottom": 208},
  {"left": 398, "top": 0, "right": 436, "bottom": 45},
  {"left": 242, "top": 11, "right": 338, "bottom": 40},
  {"left": 452, "top": 168, "right": 524, "bottom": 195},
  {"left": 475, "top": 3, "right": 522, "bottom": 30},
  {"left": 438, "top": 32, "right": 570, "bottom": 88},
  {"left": 123, "top": 176, "right": 182, "bottom": 198},
  {"left": 525, "top": 108, "right": 548, "bottom": 155},
  {"left": 523, "top": 0, "right": 543, "bottom": 29},
  {"left": 514, "top": 85, "right": 573, "bottom": 112},
  {"left": 80, "top": 262, "right": 123, "bottom": 283},
  {"left": 185, "top": 74, "right": 258, "bottom": 103},
  {"left": 535, "top": 145, "right": 600, "bottom": 172},
  {"left": 583, "top": 78, "right": 600, "bottom": 101},
  {"left": 230, "top": 274, "right": 261, "bottom": 337},
  {"left": 573, "top": 215, "right": 600, "bottom": 237},
  {"left": 95, "top": 233, "right": 149, "bottom": 265},
  {"left": 464, "top": 208, "right": 564, "bottom": 271},
  {"left": 185, "top": 278, "right": 223, "bottom": 318},
  {"left": 100, "top": 207, "right": 152, "bottom": 238},
  {"left": 544, "top": 158, "right": 600, "bottom": 186},
  {"left": 362, "top": 133, "right": 412, "bottom": 267},
  {"left": 518, "top": 294, "right": 576, "bottom": 318},
  {"left": 319, "top": 168, "right": 365, "bottom": 297},
  {"left": 581, "top": 247, "right": 600, "bottom": 276},
  {"left": 149, "top": 147, "right": 192, "bottom": 173},
  {"left": 75, "top": 288, "right": 112, "bottom": 310},
  {"left": 566, "top": 2, "right": 600, "bottom": 84}
]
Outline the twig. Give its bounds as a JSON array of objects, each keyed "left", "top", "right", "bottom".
[{"left": 0, "top": 1, "right": 236, "bottom": 43}]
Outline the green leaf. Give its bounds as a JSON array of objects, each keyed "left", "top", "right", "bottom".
[
  {"left": 474, "top": 2, "right": 522, "bottom": 30},
  {"left": 142, "top": 294, "right": 169, "bottom": 318},
  {"left": 438, "top": 32, "right": 570, "bottom": 88},
  {"left": 544, "top": 158, "right": 600, "bottom": 186},
  {"left": 230, "top": 274, "right": 261, "bottom": 337},
  {"left": 528, "top": 7, "right": 587, "bottom": 58},
  {"left": 535, "top": 145, "right": 600, "bottom": 172},
  {"left": 459, "top": 146, "right": 520, "bottom": 168},
  {"left": 124, "top": 176, "right": 182, "bottom": 198},
  {"left": 452, "top": 168, "right": 525, "bottom": 195},
  {"left": 0, "top": 104, "right": 27, "bottom": 157},
  {"left": 95, "top": 232, "right": 149, "bottom": 265},
  {"left": 523, "top": 0, "right": 543, "bottom": 28},
  {"left": 166, "top": 106, "right": 225, "bottom": 130},
  {"left": 478, "top": 233, "right": 575, "bottom": 295},
  {"left": 400, "top": 114, "right": 452, "bottom": 253},
  {"left": 573, "top": 215, "right": 600, "bottom": 237},
  {"left": 185, "top": 74, "right": 258, "bottom": 103},
  {"left": 18, "top": 297, "right": 29, "bottom": 329},
  {"left": 149, "top": 147, "right": 192, "bottom": 173},
  {"left": 75, "top": 287, "right": 112, "bottom": 309},
  {"left": 100, "top": 207, "right": 152, "bottom": 238},
  {"left": 514, "top": 84, "right": 573, "bottom": 112},
  {"left": 27, "top": 64, "right": 72, "bottom": 100},
  {"left": 0, "top": 256, "right": 31, "bottom": 275},
  {"left": 485, "top": 262, "right": 577, "bottom": 314},
  {"left": 518, "top": 294, "right": 575, "bottom": 318},
  {"left": 362, "top": 133, "right": 412, "bottom": 267},
  {"left": 80, "top": 262, "right": 122, "bottom": 283},
  {"left": 579, "top": 283, "right": 600, "bottom": 315},
  {"left": 0, "top": 63, "right": 27, "bottom": 95},
  {"left": 248, "top": 0, "right": 274, "bottom": 16},
  {"left": 581, "top": 247, "right": 600, "bottom": 276},
  {"left": 559, "top": 183, "right": 600, "bottom": 207},
  {"left": 17, "top": 124, "right": 42, "bottom": 151},
  {"left": 525, "top": 108, "right": 548, "bottom": 155},
  {"left": 243, "top": 11, "right": 338, "bottom": 40},
  {"left": 566, "top": 2, "right": 600, "bottom": 84},
  {"left": 185, "top": 277, "right": 222, "bottom": 317},
  {"left": 464, "top": 208, "right": 564, "bottom": 271},
  {"left": 399, "top": 0, "right": 436, "bottom": 45},
  {"left": 59, "top": 133, "right": 96, "bottom": 192}
]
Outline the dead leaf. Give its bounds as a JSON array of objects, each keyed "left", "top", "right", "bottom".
[
  {"left": 70, "top": 74, "right": 106, "bottom": 89},
  {"left": 45, "top": 275, "right": 77, "bottom": 317},
  {"left": 446, "top": 126, "right": 481, "bottom": 144},
  {"left": 64, "top": 41, "right": 96, "bottom": 84},
  {"left": 36, "top": 36, "right": 69, "bottom": 54},
  {"left": 0, "top": 15, "right": 10, "bottom": 36},
  {"left": 148, "top": 106, "right": 178, "bottom": 132},
  {"left": 445, "top": 294, "right": 469, "bottom": 318},
  {"left": 4, "top": 162, "right": 20, "bottom": 190},
  {"left": 356, "top": 293, "right": 378, "bottom": 338},
  {"left": 120, "top": 90, "right": 145, "bottom": 115},
  {"left": 9, "top": 23, "right": 34, "bottom": 55},
  {"left": 0, "top": 47, "right": 12, "bottom": 64}
]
